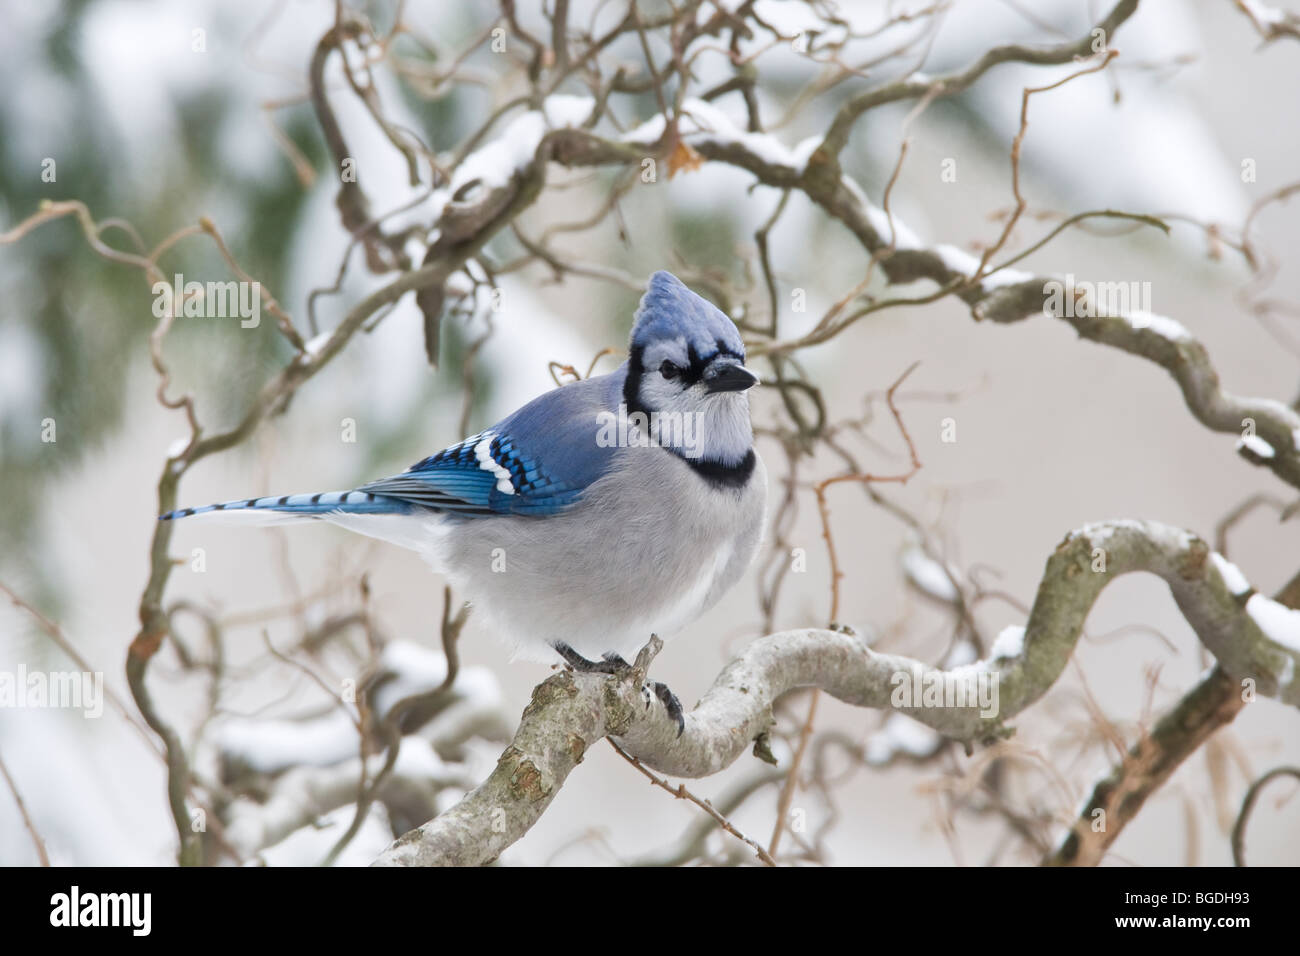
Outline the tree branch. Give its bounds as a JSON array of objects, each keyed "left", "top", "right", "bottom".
[
  {"left": 375, "top": 519, "right": 1300, "bottom": 865},
  {"left": 1045, "top": 663, "right": 1246, "bottom": 866},
  {"left": 809, "top": 0, "right": 1140, "bottom": 168}
]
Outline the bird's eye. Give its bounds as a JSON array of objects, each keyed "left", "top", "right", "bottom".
[{"left": 659, "top": 360, "right": 680, "bottom": 380}]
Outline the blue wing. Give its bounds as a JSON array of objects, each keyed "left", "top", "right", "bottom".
[{"left": 357, "top": 370, "right": 625, "bottom": 517}]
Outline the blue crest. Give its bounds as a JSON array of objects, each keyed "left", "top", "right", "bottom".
[{"left": 630, "top": 271, "right": 745, "bottom": 359}]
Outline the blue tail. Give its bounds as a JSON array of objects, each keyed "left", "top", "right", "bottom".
[{"left": 159, "top": 490, "right": 414, "bottom": 521}]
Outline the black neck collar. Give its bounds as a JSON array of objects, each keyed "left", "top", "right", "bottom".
[{"left": 678, "top": 448, "right": 756, "bottom": 488}]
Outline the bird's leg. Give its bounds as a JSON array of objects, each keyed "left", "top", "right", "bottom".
[
  {"left": 553, "top": 641, "right": 623, "bottom": 674},
  {"left": 553, "top": 641, "right": 686, "bottom": 737}
]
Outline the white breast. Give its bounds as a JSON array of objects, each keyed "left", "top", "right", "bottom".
[{"left": 324, "top": 446, "right": 767, "bottom": 665}]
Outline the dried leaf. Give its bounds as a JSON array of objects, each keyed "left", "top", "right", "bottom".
[{"left": 668, "top": 139, "right": 705, "bottom": 178}]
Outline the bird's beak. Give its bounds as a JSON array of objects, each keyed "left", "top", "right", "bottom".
[{"left": 704, "top": 363, "right": 760, "bottom": 393}]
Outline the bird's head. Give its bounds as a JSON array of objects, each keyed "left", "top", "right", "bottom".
[{"left": 623, "top": 271, "right": 758, "bottom": 467}]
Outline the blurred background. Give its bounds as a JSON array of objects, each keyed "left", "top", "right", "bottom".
[{"left": 1, "top": 0, "right": 1298, "bottom": 865}]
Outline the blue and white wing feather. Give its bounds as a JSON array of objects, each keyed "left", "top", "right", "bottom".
[{"left": 160, "top": 372, "right": 622, "bottom": 524}]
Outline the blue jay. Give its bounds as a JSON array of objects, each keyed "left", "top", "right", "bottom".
[{"left": 161, "top": 271, "right": 766, "bottom": 730}]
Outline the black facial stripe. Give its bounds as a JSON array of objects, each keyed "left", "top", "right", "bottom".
[
  {"left": 715, "top": 340, "right": 744, "bottom": 361},
  {"left": 689, "top": 343, "right": 746, "bottom": 386},
  {"left": 681, "top": 343, "right": 704, "bottom": 386},
  {"left": 631, "top": 341, "right": 747, "bottom": 404},
  {"left": 624, "top": 344, "right": 647, "bottom": 416}
]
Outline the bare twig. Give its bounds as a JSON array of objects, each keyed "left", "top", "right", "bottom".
[
  {"left": 607, "top": 738, "right": 776, "bottom": 866},
  {"left": 1231, "top": 766, "right": 1300, "bottom": 866},
  {"left": 0, "top": 752, "right": 50, "bottom": 866}
]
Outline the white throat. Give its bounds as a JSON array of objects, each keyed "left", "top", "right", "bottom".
[{"left": 631, "top": 384, "right": 753, "bottom": 466}]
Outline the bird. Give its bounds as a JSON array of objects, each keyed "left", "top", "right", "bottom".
[{"left": 160, "top": 270, "right": 767, "bottom": 731}]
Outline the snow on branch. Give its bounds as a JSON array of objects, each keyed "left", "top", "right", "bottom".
[
  {"left": 290, "top": 0, "right": 1300, "bottom": 496},
  {"left": 15, "top": 0, "right": 1288, "bottom": 868},
  {"left": 519, "top": 100, "right": 1300, "bottom": 493},
  {"left": 374, "top": 519, "right": 1300, "bottom": 866}
]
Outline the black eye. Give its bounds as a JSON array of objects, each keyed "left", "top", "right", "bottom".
[{"left": 659, "top": 360, "right": 680, "bottom": 380}]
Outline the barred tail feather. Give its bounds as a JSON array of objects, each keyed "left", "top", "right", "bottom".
[{"left": 159, "top": 490, "right": 414, "bottom": 524}]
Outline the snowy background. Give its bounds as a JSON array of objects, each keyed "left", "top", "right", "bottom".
[{"left": 1, "top": 0, "right": 1298, "bottom": 865}]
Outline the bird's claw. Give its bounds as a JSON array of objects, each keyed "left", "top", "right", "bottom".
[
  {"left": 554, "top": 643, "right": 684, "bottom": 736},
  {"left": 648, "top": 680, "right": 685, "bottom": 737}
]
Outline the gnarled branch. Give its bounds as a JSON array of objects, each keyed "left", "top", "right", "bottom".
[{"left": 375, "top": 519, "right": 1300, "bottom": 865}]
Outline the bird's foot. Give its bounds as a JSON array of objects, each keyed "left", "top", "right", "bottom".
[{"left": 553, "top": 642, "right": 685, "bottom": 736}]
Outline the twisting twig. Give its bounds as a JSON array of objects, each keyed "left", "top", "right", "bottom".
[
  {"left": 377, "top": 519, "right": 1300, "bottom": 865},
  {"left": 321, "top": 585, "right": 470, "bottom": 867},
  {"left": 767, "top": 686, "right": 818, "bottom": 859},
  {"left": 0, "top": 752, "right": 50, "bottom": 866},
  {"left": 814, "top": 360, "right": 924, "bottom": 622},
  {"left": 1049, "top": 555, "right": 1300, "bottom": 866},
  {"left": 606, "top": 739, "right": 777, "bottom": 867},
  {"left": 0, "top": 579, "right": 158, "bottom": 754},
  {"left": 1231, "top": 766, "right": 1300, "bottom": 866},
  {"left": 768, "top": 360, "right": 923, "bottom": 858},
  {"left": 13, "top": 0, "right": 1296, "bottom": 870},
  {"left": 970, "top": 49, "right": 1119, "bottom": 285}
]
